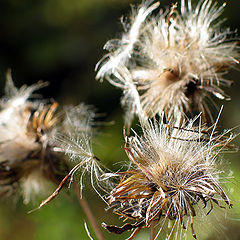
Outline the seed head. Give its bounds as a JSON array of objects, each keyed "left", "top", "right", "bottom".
[
  {"left": 0, "top": 73, "right": 68, "bottom": 203},
  {"left": 104, "top": 117, "right": 234, "bottom": 239},
  {"left": 96, "top": 0, "right": 239, "bottom": 126}
]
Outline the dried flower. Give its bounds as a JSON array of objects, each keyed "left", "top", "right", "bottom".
[
  {"left": 0, "top": 72, "right": 69, "bottom": 203},
  {"left": 96, "top": 0, "right": 239, "bottom": 126},
  {"left": 103, "top": 116, "right": 234, "bottom": 239}
]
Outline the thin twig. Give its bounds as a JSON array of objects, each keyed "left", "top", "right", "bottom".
[
  {"left": 28, "top": 162, "right": 84, "bottom": 214},
  {"left": 28, "top": 173, "right": 71, "bottom": 214},
  {"left": 73, "top": 180, "right": 105, "bottom": 240}
]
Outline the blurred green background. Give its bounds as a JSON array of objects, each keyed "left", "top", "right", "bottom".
[{"left": 0, "top": 0, "right": 240, "bottom": 239}]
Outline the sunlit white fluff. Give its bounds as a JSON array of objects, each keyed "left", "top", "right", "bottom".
[
  {"left": 0, "top": 74, "right": 107, "bottom": 205},
  {"left": 96, "top": 1, "right": 160, "bottom": 125},
  {"left": 0, "top": 74, "right": 44, "bottom": 165},
  {"left": 96, "top": 0, "right": 239, "bottom": 125},
  {"left": 96, "top": 1, "right": 160, "bottom": 81},
  {"left": 0, "top": 71, "right": 47, "bottom": 123}
]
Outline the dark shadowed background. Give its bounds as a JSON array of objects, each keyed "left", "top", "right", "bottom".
[{"left": 0, "top": 0, "right": 239, "bottom": 239}]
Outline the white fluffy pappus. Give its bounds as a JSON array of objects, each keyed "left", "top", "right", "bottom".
[
  {"left": 103, "top": 115, "right": 235, "bottom": 239},
  {"left": 53, "top": 104, "right": 110, "bottom": 201},
  {"left": 0, "top": 72, "right": 47, "bottom": 165},
  {"left": 96, "top": 0, "right": 239, "bottom": 126}
]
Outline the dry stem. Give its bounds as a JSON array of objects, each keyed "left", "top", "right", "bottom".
[
  {"left": 73, "top": 180, "right": 105, "bottom": 240},
  {"left": 150, "top": 222, "right": 156, "bottom": 240}
]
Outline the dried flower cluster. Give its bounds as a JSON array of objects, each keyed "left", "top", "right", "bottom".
[
  {"left": 97, "top": 0, "right": 239, "bottom": 239},
  {"left": 96, "top": 0, "right": 239, "bottom": 126}
]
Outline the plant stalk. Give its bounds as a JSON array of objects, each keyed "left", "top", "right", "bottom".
[
  {"left": 73, "top": 180, "right": 105, "bottom": 240},
  {"left": 150, "top": 221, "right": 155, "bottom": 240}
]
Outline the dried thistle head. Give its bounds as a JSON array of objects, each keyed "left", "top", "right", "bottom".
[
  {"left": 96, "top": 0, "right": 239, "bottom": 126},
  {"left": 0, "top": 73, "right": 68, "bottom": 203},
  {"left": 103, "top": 117, "right": 234, "bottom": 239}
]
